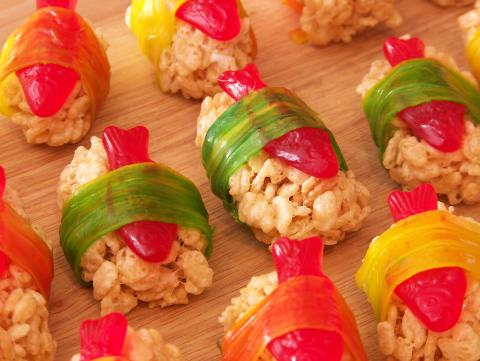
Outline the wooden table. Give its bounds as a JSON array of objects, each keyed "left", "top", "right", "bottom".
[{"left": 0, "top": 1, "right": 476, "bottom": 360}]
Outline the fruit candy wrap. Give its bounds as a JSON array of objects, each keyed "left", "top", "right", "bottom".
[
  {"left": 355, "top": 210, "right": 480, "bottom": 321},
  {"left": 0, "top": 7, "right": 110, "bottom": 117},
  {"left": 60, "top": 162, "right": 213, "bottom": 284}
]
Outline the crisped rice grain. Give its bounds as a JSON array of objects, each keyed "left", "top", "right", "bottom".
[
  {"left": 57, "top": 136, "right": 214, "bottom": 315},
  {"left": 197, "top": 92, "right": 370, "bottom": 245},
  {"left": 297, "top": 0, "right": 402, "bottom": 46}
]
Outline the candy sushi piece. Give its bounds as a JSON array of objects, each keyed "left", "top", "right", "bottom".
[
  {"left": 356, "top": 183, "right": 480, "bottom": 361},
  {"left": 0, "top": 0, "right": 110, "bottom": 146},
  {"left": 357, "top": 35, "right": 480, "bottom": 205},
  {"left": 58, "top": 125, "right": 213, "bottom": 315},
  {"left": 125, "top": 0, "right": 256, "bottom": 99},
  {"left": 197, "top": 63, "right": 370, "bottom": 246},
  {"left": 220, "top": 236, "right": 367, "bottom": 361}
]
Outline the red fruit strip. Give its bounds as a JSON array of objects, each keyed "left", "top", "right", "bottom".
[
  {"left": 264, "top": 127, "right": 339, "bottom": 178},
  {"left": 17, "top": 64, "right": 78, "bottom": 117},
  {"left": 176, "top": 0, "right": 241, "bottom": 41},
  {"left": 0, "top": 251, "right": 10, "bottom": 278},
  {"left": 283, "top": 0, "right": 303, "bottom": 14},
  {"left": 79, "top": 313, "right": 127, "bottom": 360},
  {"left": 398, "top": 101, "right": 466, "bottom": 152},
  {"left": 0, "top": 168, "right": 9, "bottom": 277},
  {"left": 388, "top": 183, "right": 437, "bottom": 222},
  {"left": 383, "top": 36, "right": 425, "bottom": 67},
  {"left": 36, "top": 0, "right": 77, "bottom": 9},
  {"left": 0, "top": 202, "right": 53, "bottom": 298},
  {"left": 268, "top": 237, "right": 344, "bottom": 361},
  {"left": 218, "top": 63, "right": 266, "bottom": 101},
  {"left": 395, "top": 267, "right": 467, "bottom": 332},
  {"left": 102, "top": 126, "right": 178, "bottom": 263},
  {"left": 0, "top": 166, "right": 5, "bottom": 200}
]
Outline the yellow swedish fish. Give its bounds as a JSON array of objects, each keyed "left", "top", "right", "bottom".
[
  {"left": 467, "top": 28, "right": 480, "bottom": 83},
  {"left": 356, "top": 211, "right": 480, "bottom": 321}
]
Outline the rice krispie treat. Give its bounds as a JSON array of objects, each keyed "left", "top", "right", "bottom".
[
  {"left": 58, "top": 126, "right": 213, "bottom": 315},
  {"left": 126, "top": 0, "right": 256, "bottom": 99},
  {"left": 197, "top": 64, "right": 370, "bottom": 246},
  {"left": 285, "top": 0, "right": 402, "bottom": 46},
  {"left": 357, "top": 184, "right": 480, "bottom": 361},
  {"left": 0, "top": 166, "right": 55, "bottom": 360},
  {"left": 357, "top": 35, "right": 480, "bottom": 205},
  {"left": 220, "top": 236, "right": 367, "bottom": 360},
  {"left": 0, "top": 0, "right": 110, "bottom": 146},
  {"left": 71, "top": 312, "right": 183, "bottom": 361}
]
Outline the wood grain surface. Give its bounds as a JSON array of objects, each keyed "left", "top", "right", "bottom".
[{"left": 0, "top": 1, "right": 477, "bottom": 360}]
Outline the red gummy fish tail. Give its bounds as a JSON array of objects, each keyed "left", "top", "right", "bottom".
[
  {"left": 102, "top": 126, "right": 152, "bottom": 170},
  {"left": 383, "top": 36, "right": 425, "bottom": 67},
  {"left": 388, "top": 183, "right": 438, "bottom": 223},
  {"left": 272, "top": 237, "right": 324, "bottom": 284},
  {"left": 79, "top": 313, "right": 127, "bottom": 361},
  {"left": 218, "top": 63, "right": 266, "bottom": 101},
  {"left": 36, "top": 0, "right": 78, "bottom": 9}
]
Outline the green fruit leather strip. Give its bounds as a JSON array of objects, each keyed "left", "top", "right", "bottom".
[
  {"left": 202, "top": 86, "right": 348, "bottom": 218},
  {"left": 363, "top": 58, "right": 480, "bottom": 159},
  {"left": 60, "top": 162, "right": 213, "bottom": 284}
]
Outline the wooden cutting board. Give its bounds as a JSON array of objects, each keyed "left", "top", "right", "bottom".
[{"left": 0, "top": 1, "right": 477, "bottom": 360}]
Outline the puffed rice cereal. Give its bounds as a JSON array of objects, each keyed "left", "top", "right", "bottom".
[
  {"left": 295, "top": 0, "right": 402, "bottom": 46},
  {"left": 57, "top": 136, "right": 214, "bottom": 315},
  {"left": 0, "top": 188, "right": 55, "bottom": 361},
  {"left": 357, "top": 40, "right": 480, "bottom": 205},
  {"left": 196, "top": 92, "right": 370, "bottom": 246},
  {"left": 219, "top": 272, "right": 354, "bottom": 361},
  {"left": 70, "top": 325, "right": 184, "bottom": 361},
  {"left": 377, "top": 278, "right": 480, "bottom": 361}
]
